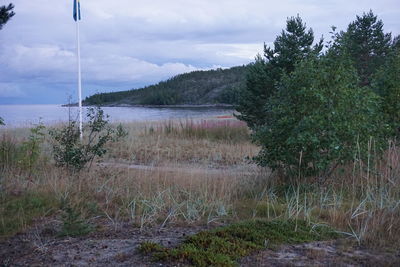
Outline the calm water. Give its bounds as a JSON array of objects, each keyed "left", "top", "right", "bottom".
[{"left": 0, "top": 105, "right": 234, "bottom": 127}]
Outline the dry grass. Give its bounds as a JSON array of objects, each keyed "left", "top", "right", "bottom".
[
  {"left": 1, "top": 118, "right": 399, "bottom": 249},
  {"left": 106, "top": 119, "right": 257, "bottom": 167}
]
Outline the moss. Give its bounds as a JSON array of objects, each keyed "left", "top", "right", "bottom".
[{"left": 139, "top": 219, "right": 340, "bottom": 266}]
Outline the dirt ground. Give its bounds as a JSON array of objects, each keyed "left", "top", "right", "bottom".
[{"left": 1, "top": 218, "right": 399, "bottom": 266}]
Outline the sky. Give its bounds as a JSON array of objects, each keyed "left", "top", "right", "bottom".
[{"left": 0, "top": 0, "right": 399, "bottom": 104}]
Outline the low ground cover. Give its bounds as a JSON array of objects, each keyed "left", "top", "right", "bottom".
[{"left": 139, "top": 219, "right": 339, "bottom": 266}]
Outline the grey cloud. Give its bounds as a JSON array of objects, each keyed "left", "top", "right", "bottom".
[{"left": 0, "top": 0, "right": 399, "bottom": 104}]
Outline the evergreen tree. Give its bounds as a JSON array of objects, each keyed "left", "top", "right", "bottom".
[
  {"left": 333, "top": 10, "right": 392, "bottom": 87},
  {"left": 0, "top": 3, "right": 14, "bottom": 30},
  {"left": 372, "top": 47, "right": 400, "bottom": 137},
  {"left": 392, "top": 35, "right": 400, "bottom": 50},
  {"left": 236, "top": 15, "right": 322, "bottom": 129},
  {"left": 264, "top": 15, "right": 323, "bottom": 73}
]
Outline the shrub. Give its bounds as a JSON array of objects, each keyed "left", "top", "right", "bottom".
[
  {"left": 20, "top": 122, "right": 46, "bottom": 173},
  {"left": 372, "top": 48, "right": 400, "bottom": 137},
  {"left": 0, "top": 123, "right": 45, "bottom": 173},
  {"left": 49, "top": 107, "right": 118, "bottom": 172},
  {"left": 58, "top": 204, "right": 92, "bottom": 237},
  {"left": 254, "top": 54, "right": 388, "bottom": 178}
]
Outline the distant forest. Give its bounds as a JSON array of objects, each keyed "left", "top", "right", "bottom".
[{"left": 83, "top": 66, "right": 247, "bottom": 106}]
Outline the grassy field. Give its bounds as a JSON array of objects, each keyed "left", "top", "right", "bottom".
[{"left": 1, "top": 117, "right": 399, "bottom": 264}]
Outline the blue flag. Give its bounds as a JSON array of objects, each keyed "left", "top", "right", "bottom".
[{"left": 73, "top": 0, "right": 81, "bottom": 21}]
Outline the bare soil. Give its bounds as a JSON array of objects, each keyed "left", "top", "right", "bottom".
[
  {"left": 1, "top": 219, "right": 399, "bottom": 266},
  {"left": 240, "top": 240, "right": 400, "bottom": 266}
]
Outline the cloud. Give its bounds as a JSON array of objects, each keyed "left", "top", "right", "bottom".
[
  {"left": 0, "top": 0, "right": 399, "bottom": 103},
  {"left": 0, "top": 83, "right": 25, "bottom": 98}
]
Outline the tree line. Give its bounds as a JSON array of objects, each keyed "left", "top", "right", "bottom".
[{"left": 84, "top": 66, "right": 246, "bottom": 106}]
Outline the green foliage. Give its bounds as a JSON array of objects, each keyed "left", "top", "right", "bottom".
[
  {"left": 140, "top": 220, "right": 339, "bottom": 266},
  {"left": 140, "top": 88, "right": 182, "bottom": 105},
  {"left": 264, "top": 15, "right": 323, "bottom": 74},
  {"left": 0, "top": 117, "right": 4, "bottom": 125},
  {"left": 0, "top": 3, "right": 14, "bottom": 30},
  {"left": 236, "top": 12, "right": 395, "bottom": 178},
  {"left": 236, "top": 15, "right": 322, "bottom": 128},
  {"left": 0, "top": 124, "right": 45, "bottom": 172},
  {"left": 0, "top": 193, "right": 57, "bottom": 237},
  {"left": 372, "top": 48, "right": 400, "bottom": 137},
  {"left": 83, "top": 66, "right": 247, "bottom": 106},
  {"left": 216, "top": 85, "right": 242, "bottom": 105},
  {"left": 58, "top": 204, "right": 92, "bottom": 237},
  {"left": 138, "top": 241, "right": 165, "bottom": 254},
  {"left": 20, "top": 123, "right": 46, "bottom": 173},
  {"left": 114, "top": 123, "right": 128, "bottom": 140},
  {"left": 236, "top": 56, "right": 275, "bottom": 128},
  {"left": 49, "top": 107, "right": 116, "bottom": 172},
  {"left": 331, "top": 10, "right": 392, "bottom": 87},
  {"left": 254, "top": 54, "right": 387, "bottom": 177}
]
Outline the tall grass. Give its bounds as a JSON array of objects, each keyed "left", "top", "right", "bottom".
[
  {"left": 105, "top": 119, "right": 257, "bottom": 167},
  {"left": 151, "top": 119, "right": 249, "bottom": 142},
  {"left": 0, "top": 119, "right": 399, "bottom": 249}
]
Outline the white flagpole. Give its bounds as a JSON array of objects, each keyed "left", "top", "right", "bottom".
[{"left": 76, "top": 7, "right": 83, "bottom": 141}]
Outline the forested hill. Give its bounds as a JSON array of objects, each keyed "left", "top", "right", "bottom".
[{"left": 83, "top": 66, "right": 247, "bottom": 106}]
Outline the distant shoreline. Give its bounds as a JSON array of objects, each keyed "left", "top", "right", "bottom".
[{"left": 62, "top": 103, "right": 234, "bottom": 109}]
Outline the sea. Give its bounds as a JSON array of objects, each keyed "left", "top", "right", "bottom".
[{"left": 0, "top": 104, "right": 234, "bottom": 128}]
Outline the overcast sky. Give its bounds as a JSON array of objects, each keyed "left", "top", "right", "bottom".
[{"left": 0, "top": 0, "right": 399, "bottom": 104}]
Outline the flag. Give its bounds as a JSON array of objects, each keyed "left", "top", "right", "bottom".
[{"left": 73, "top": 0, "right": 81, "bottom": 21}]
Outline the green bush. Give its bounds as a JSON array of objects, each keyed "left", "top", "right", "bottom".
[
  {"left": 372, "top": 48, "right": 400, "bottom": 137},
  {"left": 0, "top": 123, "right": 46, "bottom": 172},
  {"left": 20, "top": 123, "right": 46, "bottom": 173},
  {"left": 254, "top": 54, "right": 388, "bottom": 178},
  {"left": 58, "top": 204, "right": 92, "bottom": 237},
  {"left": 49, "top": 107, "right": 118, "bottom": 172}
]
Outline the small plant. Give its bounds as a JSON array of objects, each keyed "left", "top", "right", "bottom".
[
  {"left": 0, "top": 116, "right": 4, "bottom": 125},
  {"left": 138, "top": 241, "right": 166, "bottom": 254},
  {"left": 0, "top": 123, "right": 45, "bottom": 173},
  {"left": 114, "top": 123, "right": 128, "bottom": 140},
  {"left": 49, "top": 107, "right": 116, "bottom": 172},
  {"left": 20, "top": 122, "right": 46, "bottom": 173},
  {"left": 58, "top": 204, "right": 92, "bottom": 237}
]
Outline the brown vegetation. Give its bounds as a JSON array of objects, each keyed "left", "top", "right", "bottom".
[{"left": 1, "top": 117, "right": 399, "bottom": 264}]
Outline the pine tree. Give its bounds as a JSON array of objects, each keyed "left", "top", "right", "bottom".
[
  {"left": 333, "top": 10, "right": 392, "bottom": 87},
  {"left": 0, "top": 3, "right": 14, "bottom": 30},
  {"left": 236, "top": 15, "right": 322, "bottom": 129}
]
